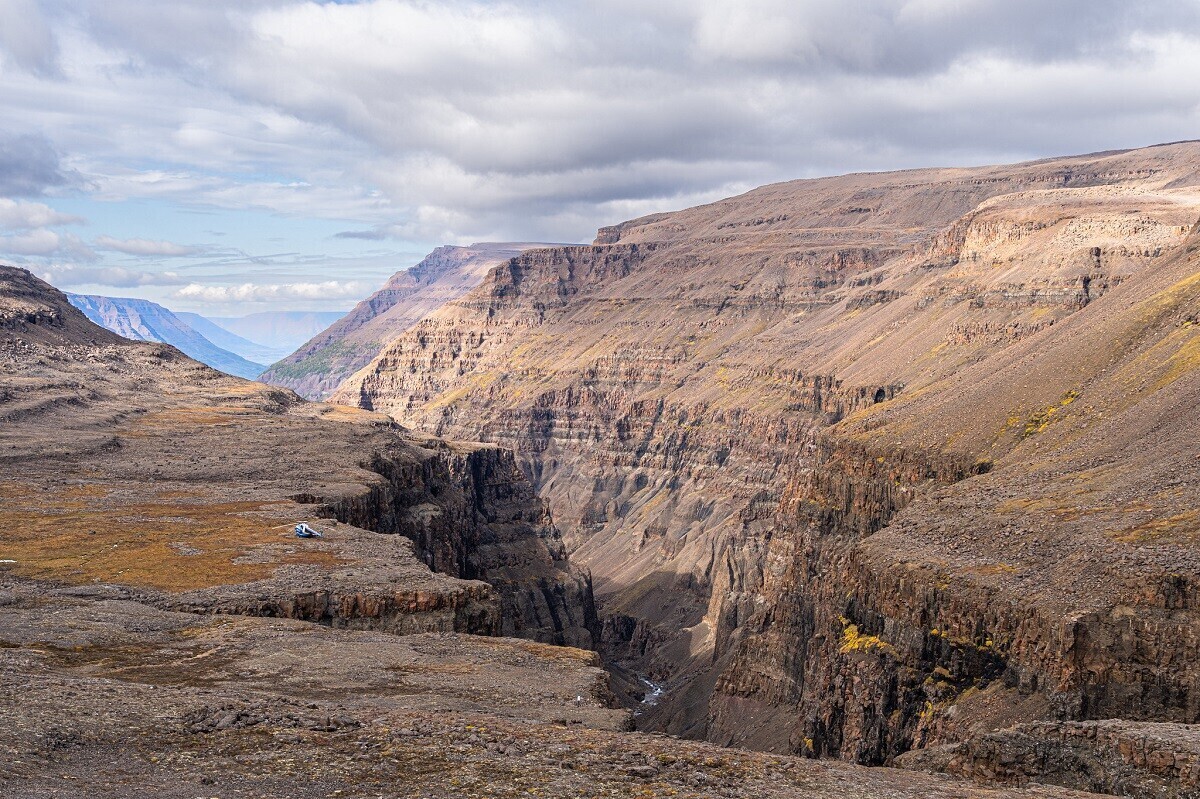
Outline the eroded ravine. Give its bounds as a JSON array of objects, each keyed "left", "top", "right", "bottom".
[{"left": 330, "top": 143, "right": 1200, "bottom": 777}]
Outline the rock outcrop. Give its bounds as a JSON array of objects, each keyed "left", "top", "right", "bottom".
[
  {"left": 331, "top": 142, "right": 1200, "bottom": 766},
  {"left": 898, "top": 721, "right": 1200, "bottom": 798}
]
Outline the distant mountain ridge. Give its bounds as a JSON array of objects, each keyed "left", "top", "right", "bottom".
[
  {"left": 67, "top": 294, "right": 266, "bottom": 380},
  {"left": 260, "top": 242, "right": 552, "bottom": 399},
  {"left": 175, "top": 312, "right": 283, "bottom": 365},
  {"left": 209, "top": 311, "right": 346, "bottom": 364}
]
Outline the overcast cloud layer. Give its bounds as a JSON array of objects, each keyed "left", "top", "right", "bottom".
[{"left": 1, "top": 0, "right": 1199, "bottom": 314}]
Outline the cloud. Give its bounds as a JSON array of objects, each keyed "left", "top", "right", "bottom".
[
  {"left": 4, "top": 0, "right": 1200, "bottom": 247},
  {"left": 0, "top": 198, "right": 83, "bottom": 230},
  {"left": 95, "top": 235, "right": 200, "bottom": 256},
  {"left": 643, "top": 0, "right": 1200, "bottom": 73},
  {"left": 210, "top": 0, "right": 1200, "bottom": 240},
  {"left": 85, "top": 168, "right": 389, "bottom": 222},
  {"left": 1, "top": 228, "right": 61, "bottom": 255},
  {"left": 173, "top": 280, "right": 367, "bottom": 303},
  {"left": 0, "top": 0, "right": 59, "bottom": 76},
  {"left": 0, "top": 132, "right": 75, "bottom": 197},
  {"left": 0, "top": 229, "right": 95, "bottom": 260},
  {"left": 37, "top": 263, "right": 186, "bottom": 288},
  {"left": 334, "top": 228, "right": 389, "bottom": 241}
]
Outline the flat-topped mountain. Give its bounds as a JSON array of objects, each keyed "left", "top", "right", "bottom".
[
  {"left": 261, "top": 243, "right": 550, "bottom": 398},
  {"left": 330, "top": 142, "right": 1200, "bottom": 787},
  {"left": 68, "top": 293, "right": 267, "bottom": 380}
]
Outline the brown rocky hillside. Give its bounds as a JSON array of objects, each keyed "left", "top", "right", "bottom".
[
  {"left": 332, "top": 142, "right": 1200, "bottom": 783},
  {"left": 260, "top": 243, "right": 548, "bottom": 399}
]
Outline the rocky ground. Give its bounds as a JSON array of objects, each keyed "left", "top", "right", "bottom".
[{"left": 0, "top": 579, "right": 1103, "bottom": 799}]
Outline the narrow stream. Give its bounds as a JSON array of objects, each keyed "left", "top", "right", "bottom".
[{"left": 633, "top": 676, "right": 666, "bottom": 717}]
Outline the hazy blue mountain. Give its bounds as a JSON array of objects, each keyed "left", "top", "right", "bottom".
[
  {"left": 208, "top": 311, "right": 346, "bottom": 362},
  {"left": 67, "top": 294, "right": 266, "bottom": 380},
  {"left": 175, "top": 311, "right": 282, "bottom": 365}
]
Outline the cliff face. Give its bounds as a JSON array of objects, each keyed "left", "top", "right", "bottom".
[
  {"left": 0, "top": 265, "right": 594, "bottom": 648},
  {"left": 897, "top": 720, "right": 1200, "bottom": 798},
  {"left": 308, "top": 441, "right": 598, "bottom": 647},
  {"left": 260, "top": 243, "right": 548, "bottom": 399},
  {"left": 332, "top": 143, "right": 1200, "bottom": 763}
]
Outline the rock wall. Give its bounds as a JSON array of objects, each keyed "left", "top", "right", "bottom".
[
  {"left": 708, "top": 412, "right": 1200, "bottom": 761},
  {"left": 315, "top": 442, "right": 598, "bottom": 648},
  {"left": 262, "top": 243, "right": 538, "bottom": 399},
  {"left": 165, "top": 581, "right": 501, "bottom": 636},
  {"left": 897, "top": 720, "right": 1200, "bottom": 798}
]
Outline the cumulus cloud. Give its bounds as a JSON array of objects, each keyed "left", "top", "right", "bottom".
[
  {"left": 94, "top": 235, "right": 200, "bottom": 257},
  {"left": 38, "top": 263, "right": 186, "bottom": 288},
  {"left": 0, "top": 229, "right": 95, "bottom": 260},
  {"left": 173, "top": 280, "right": 367, "bottom": 303},
  {"left": 0, "top": 198, "right": 82, "bottom": 230},
  {"left": 1, "top": 228, "right": 61, "bottom": 255}
]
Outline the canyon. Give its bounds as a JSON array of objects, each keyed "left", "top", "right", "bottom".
[
  {"left": 3, "top": 265, "right": 1091, "bottom": 797},
  {"left": 326, "top": 142, "right": 1200, "bottom": 790},
  {"left": 0, "top": 262, "right": 1099, "bottom": 796},
  {"left": 4, "top": 141, "right": 1200, "bottom": 798}
]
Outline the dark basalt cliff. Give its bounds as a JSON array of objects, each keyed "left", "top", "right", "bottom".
[
  {"left": 896, "top": 720, "right": 1200, "bottom": 798},
  {"left": 312, "top": 441, "right": 598, "bottom": 647},
  {"left": 332, "top": 142, "right": 1200, "bottom": 788}
]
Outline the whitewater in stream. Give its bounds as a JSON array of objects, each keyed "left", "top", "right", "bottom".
[{"left": 633, "top": 676, "right": 666, "bottom": 716}]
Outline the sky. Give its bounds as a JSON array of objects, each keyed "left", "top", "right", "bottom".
[{"left": 1, "top": 0, "right": 1199, "bottom": 317}]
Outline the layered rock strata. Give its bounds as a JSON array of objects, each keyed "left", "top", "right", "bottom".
[
  {"left": 897, "top": 721, "right": 1200, "bottom": 798},
  {"left": 333, "top": 143, "right": 1200, "bottom": 765},
  {"left": 261, "top": 243, "right": 547, "bottom": 399}
]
